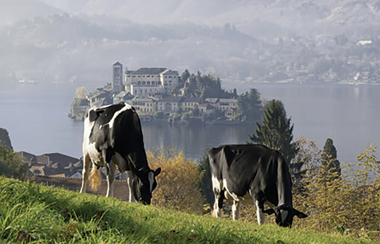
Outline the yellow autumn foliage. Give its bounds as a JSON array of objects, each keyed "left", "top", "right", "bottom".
[
  {"left": 147, "top": 151, "right": 205, "bottom": 215},
  {"left": 293, "top": 143, "right": 380, "bottom": 238}
]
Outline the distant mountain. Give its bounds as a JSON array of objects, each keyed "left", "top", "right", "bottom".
[
  {"left": 40, "top": 0, "right": 380, "bottom": 36},
  {"left": 2, "top": 0, "right": 380, "bottom": 85},
  {"left": 0, "top": 0, "right": 63, "bottom": 25},
  {"left": 0, "top": 12, "right": 257, "bottom": 85}
]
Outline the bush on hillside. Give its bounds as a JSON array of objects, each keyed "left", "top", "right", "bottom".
[
  {"left": 293, "top": 143, "right": 380, "bottom": 238},
  {"left": 147, "top": 150, "right": 205, "bottom": 214},
  {"left": 0, "top": 143, "right": 29, "bottom": 180}
]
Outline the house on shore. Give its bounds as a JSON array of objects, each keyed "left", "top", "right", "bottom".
[{"left": 18, "top": 151, "right": 82, "bottom": 178}]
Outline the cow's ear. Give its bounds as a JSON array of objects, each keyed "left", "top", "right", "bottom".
[
  {"left": 154, "top": 168, "right": 161, "bottom": 176},
  {"left": 293, "top": 209, "right": 308, "bottom": 219},
  {"left": 263, "top": 209, "right": 275, "bottom": 215}
]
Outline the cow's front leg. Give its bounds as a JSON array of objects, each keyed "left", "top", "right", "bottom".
[
  {"left": 126, "top": 171, "right": 137, "bottom": 202},
  {"left": 232, "top": 201, "right": 241, "bottom": 220},
  {"left": 255, "top": 200, "right": 266, "bottom": 225},
  {"left": 106, "top": 161, "right": 116, "bottom": 197},
  {"left": 80, "top": 154, "right": 91, "bottom": 193}
]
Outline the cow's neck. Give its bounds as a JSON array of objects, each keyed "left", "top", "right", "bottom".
[
  {"left": 276, "top": 159, "right": 293, "bottom": 207},
  {"left": 128, "top": 149, "right": 150, "bottom": 172}
]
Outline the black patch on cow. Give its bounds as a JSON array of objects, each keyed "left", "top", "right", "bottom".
[
  {"left": 88, "top": 103, "right": 146, "bottom": 171},
  {"left": 209, "top": 144, "right": 288, "bottom": 208}
]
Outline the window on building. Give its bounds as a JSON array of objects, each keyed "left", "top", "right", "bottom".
[{"left": 147, "top": 81, "right": 150, "bottom": 85}]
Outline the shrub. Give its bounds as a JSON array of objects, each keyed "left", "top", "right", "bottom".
[
  {"left": 293, "top": 144, "right": 380, "bottom": 237},
  {"left": 147, "top": 151, "right": 205, "bottom": 214}
]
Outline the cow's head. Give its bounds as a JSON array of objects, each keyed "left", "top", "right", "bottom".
[
  {"left": 132, "top": 167, "right": 161, "bottom": 205},
  {"left": 264, "top": 204, "right": 307, "bottom": 227}
]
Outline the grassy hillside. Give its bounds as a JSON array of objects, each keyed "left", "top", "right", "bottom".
[{"left": 0, "top": 177, "right": 373, "bottom": 243}]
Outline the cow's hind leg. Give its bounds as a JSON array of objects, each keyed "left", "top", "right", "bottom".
[
  {"left": 102, "top": 149, "right": 116, "bottom": 198},
  {"left": 212, "top": 191, "right": 224, "bottom": 218},
  {"left": 106, "top": 161, "right": 116, "bottom": 197},
  {"left": 255, "top": 200, "right": 266, "bottom": 225},
  {"left": 232, "top": 201, "right": 241, "bottom": 220},
  {"left": 80, "top": 154, "right": 91, "bottom": 193}
]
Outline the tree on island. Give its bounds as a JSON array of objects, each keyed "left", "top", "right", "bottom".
[
  {"left": 321, "top": 138, "right": 341, "bottom": 181},
  {"left": 181, "top": 71, "right": 234, "bottom": 99},
  {"left": 247, "top": 99, "right": 300, "bottom": 173},
  {"left": 236, "top": 88, "right": 262, "bottom": 122}
]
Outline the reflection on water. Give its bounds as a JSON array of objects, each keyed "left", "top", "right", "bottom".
[{"left": 142, "top": 123, "right": 254, "bottom": 161}]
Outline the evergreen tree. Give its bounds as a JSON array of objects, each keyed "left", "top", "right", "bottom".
[
  {"left": 248, "top": 99, "right": 299, "bottom": 167},
  {"left": 321, "top": 138, "right": 341, "bottom": 180}
]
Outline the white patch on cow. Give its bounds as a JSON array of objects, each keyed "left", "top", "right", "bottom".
[
  {"left": 281, "top": 210, "right": 289, "bottom": 223},
  {"left": 148, "top": 171, "right": 154, "bottom": 193},
  {"left": 86, "top": 142, "right": 104, "bottom": 166},
  {"left": 211, "top": 175, "right": 221, "bottom": 193},
  {"left": 107, "top": 103, "right": 132, "bottom": 129},
  {"left": 211, "top": 174, "right": 222, "bottom": 218}
]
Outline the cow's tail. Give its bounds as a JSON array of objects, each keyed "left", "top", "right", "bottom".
[{"left": 89, "top": 165, "right": 101, "bottom": 192}]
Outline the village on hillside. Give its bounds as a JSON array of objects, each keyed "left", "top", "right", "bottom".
[
  {"left": 17, "top": 151, "right": 127, "bottom": 181},
  {"left": 69, "top": 62, "right": 241, "bottom": 123}
]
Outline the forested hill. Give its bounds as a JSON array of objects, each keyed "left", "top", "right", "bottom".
[{"left": 2, "top": 0, "right": 380, "bottom": 85}]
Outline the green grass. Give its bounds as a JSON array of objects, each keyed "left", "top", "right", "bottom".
[{"left": 0, "top": 176, "right": 375, "bottom": 243}]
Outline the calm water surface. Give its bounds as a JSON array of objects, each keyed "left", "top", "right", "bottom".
[{"left": 0, "top": 81, "right": 379, "bottom": 164}]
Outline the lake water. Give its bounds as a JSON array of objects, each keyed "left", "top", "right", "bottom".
[{"left": 0, "top": 81, "right": 379, "bottom": 164}]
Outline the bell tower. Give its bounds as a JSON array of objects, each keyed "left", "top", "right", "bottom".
[{"left": 112, "top": 62, "right": 123, "bottom": 93}]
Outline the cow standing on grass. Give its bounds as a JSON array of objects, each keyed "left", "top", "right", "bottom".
[
  {"left": 80, "top": 102, "right": 161, "bottom": 204},
  {"left": 208, "top": 144, "right": 307, "bottom": 227}
]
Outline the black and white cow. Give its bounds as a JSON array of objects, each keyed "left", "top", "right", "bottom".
[
  {"left": 80, "top": 102, "right": 161, "bottom": 204},
  {"left": 208, "top": 144, "right": 307, "bottom": 227}
]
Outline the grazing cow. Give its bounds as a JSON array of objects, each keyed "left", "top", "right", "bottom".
[
  {"left": 80, "top": 102, "right": 161, "bottom": 204},
  {"left": 208, "top": 144, "right": 307, "bottom": 227}
]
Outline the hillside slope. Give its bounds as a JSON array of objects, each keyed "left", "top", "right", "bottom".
[{"left": 0, "top": 176, "right": 373, "bottom": 243}]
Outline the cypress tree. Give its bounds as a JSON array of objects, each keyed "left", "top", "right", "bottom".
[{"left": 322, "top": 138, "right": 341, "bottom": 180}]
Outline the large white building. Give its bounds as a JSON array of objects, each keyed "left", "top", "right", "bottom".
[{"left": 125, "top": 67, "right": 179, "bottom": 98}]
